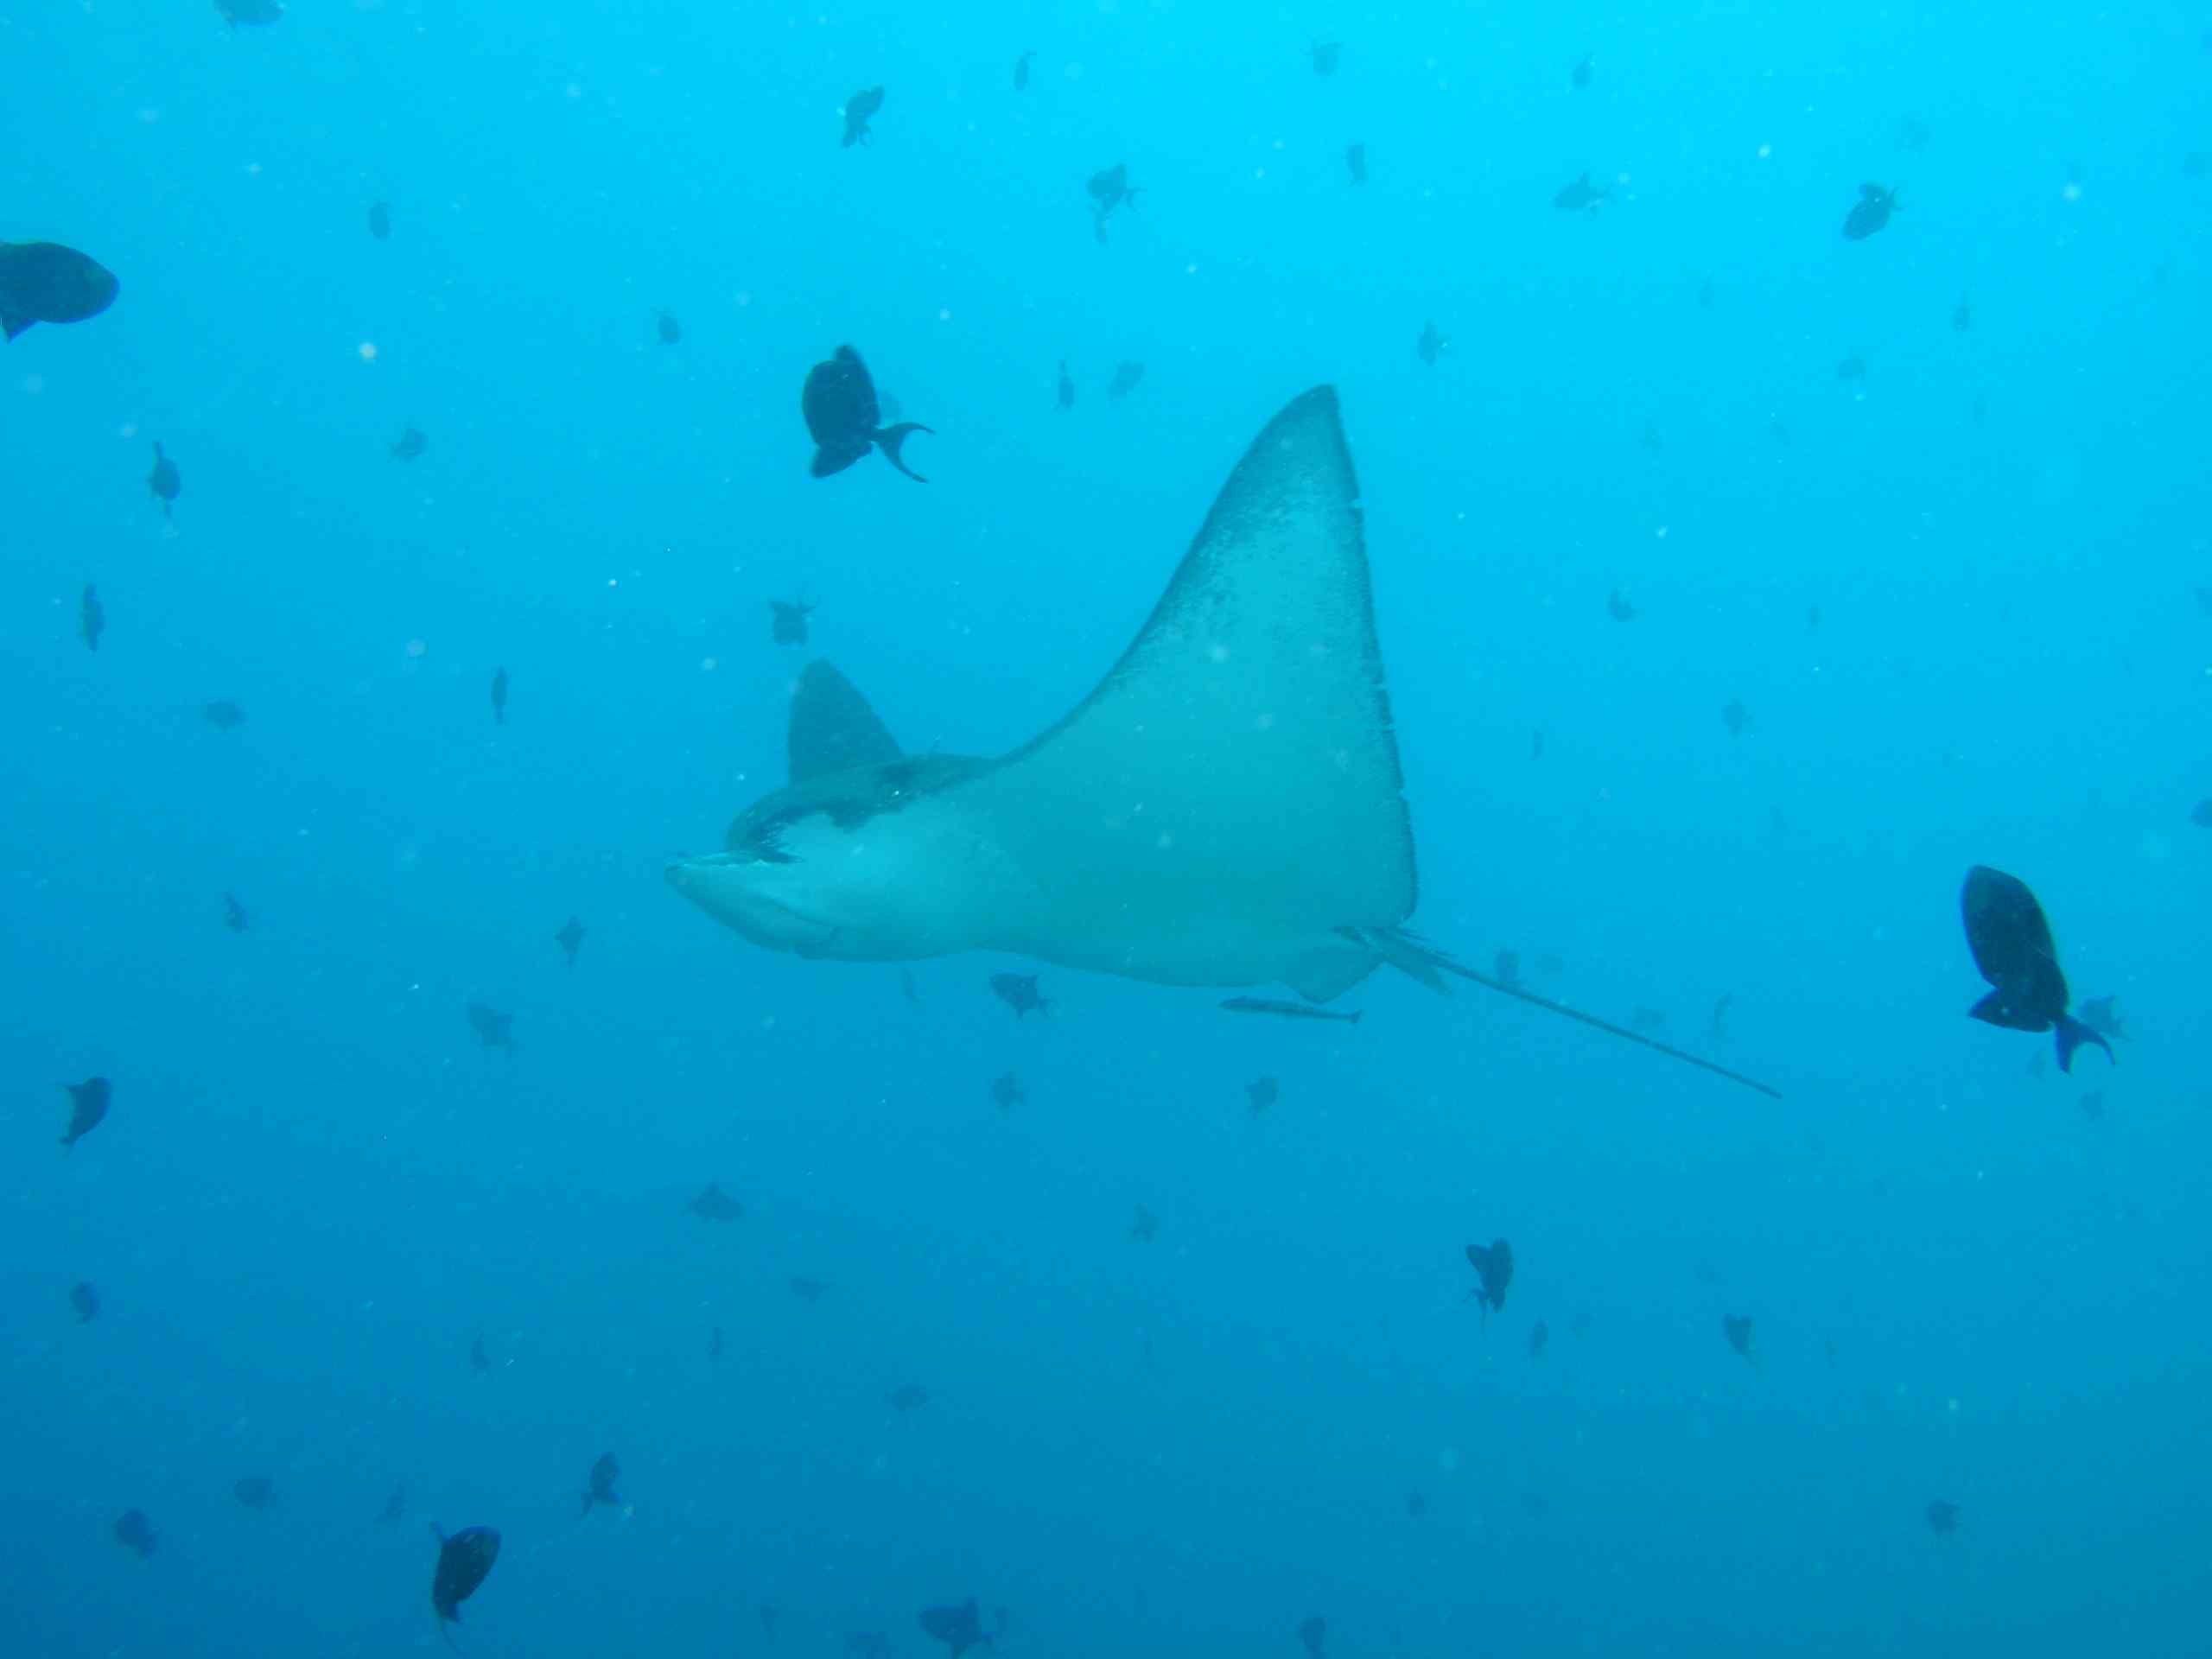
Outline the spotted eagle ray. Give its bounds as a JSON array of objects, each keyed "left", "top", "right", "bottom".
[{"left": 667, "top": 388, "right": 1777, "bottom": 1097}]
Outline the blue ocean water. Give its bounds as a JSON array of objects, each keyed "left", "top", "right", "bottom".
[{"left": 5, "top": 1, "right": 2209, "bottom": 1654}]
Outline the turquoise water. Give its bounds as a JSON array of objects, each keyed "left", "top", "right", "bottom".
[{"left": 6, "top": 3, "right": 2209, "bottom": 1654}]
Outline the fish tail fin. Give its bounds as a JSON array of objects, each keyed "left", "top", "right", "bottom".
[
  {"left": 874, "top": 423, "right": 932, "bottom": 482},
  {"left": 2055, "top": 1014, "right": 2112, "bottom": 1074},
  {"left": 1348, "top": 1010, "right": 1363, "bottom": 1025},
  {"left": 3, "top": 311, "right": 33, "bottom": 341}
]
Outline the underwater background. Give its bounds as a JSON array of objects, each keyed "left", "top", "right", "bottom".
[{"left": 5, "top": 0, "right": 2209, "bottom": 1654}]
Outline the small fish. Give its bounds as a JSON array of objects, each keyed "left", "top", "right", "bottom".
[
  {"left": 381, "top": 1485, "right": 407, "bottom": 1523},
  {"left": 490, "top": 667, "right": 508, "bottom": 725},
  {"left": 887, "top": 1383, "right": 931, "bottom": 1412},
  {"left": 1086, "top": 164, "right": 1141, "bottom": 240},
  {"left": 71, "top": 1281, "right": 99, "bottom": 1323},
  {"left": 709, "top": 1325, "right": 723, "bottom": 1360},
  {"left": 989, "top": 972, "right": 1051, "bottom": 1017},
  {"left": 203, "top": 700, "right": 245, "bottom": 730},
  {"left": 688, "top": 1182, "right": 744, "bottom": 1221},
  {"left": 0, "top": 240, "right": 119, "bottom": 340},
  {"left": 1130, "top": 1205, "right": 1158, "bottom": 1243},
  {"left": 113, "top": 1510, "right": 157, "bottom": 1558},
  {"left": 900, "top": 969, "right": 923, "bottom": 1007},
  {"left": 554, "top": 915, "right": 584, "bottom": 969},
  {"left": 79, "top": 583, "right": 104, "bottom": 651},
  {"left": 1841, "top": 182, "right": 1900, "bottom": 241},
  {"left": 217, "top": 0, "right": 284, "bottom": 25},
  {"left": 60, "top": 1077, "right": 109, "bottom": 1151},
  {"left": 1055, "top": 359, "right": 1075, "bottom": 411},
  {"left": 581, "top": 1452, "right": 620, "bottom": 1515},
  {"left": 1960, "top": 866, "right": 2112, "bottom": 1072},
  {"left": 233, "top": 1476, "right": 277, "bottom": 1510},
  {"left": 990, "top": 1071, "right": 1024, "bottom": 1111},
  {"left": 760, "top": 1605, "right": 780, "bottom": 1641},
  {"left": 391, "top": 425, "right": 427, "bottom": 461},
  {"left": 919, "top": 1597, "right": 992, "bottom": 1658},
  {"left": 1245, "top": 1076, "right": 1279, "bottom": 1113},
  {"left": 224, "top": 893, "right": 248, "bottom": 931},
  {"left": 842, "top": 86, "right": 885, "bottom": 148},
  {"left": 1219, "top": 996, "right": 1362, "bottom": 1025},
  {"left": 2076, "top": 995, "right": 2127, "bottom": 1041},
  {"left": 1014, "top": 49, "right": 1034, "bottom": 91},
  {"left": 1298, "top": 1616, "right": 1327, "bottom": 1659},
  {"left": 789, "top": 1276, "right": 829, "bottom": 1303},
  {"left": 1707, "top": 993, "right": 1732, "bottom": 1046},
  {"left": 803, "top": 346, "right": 931, "bottom": 481},
  {"left": 147, "top": 442, "right": 181, "bottom": 518},
  {"left": 1404, "top": 1491, "right": 1428, "bottom": 1518},
  {"left": 369, "top": 201, "right": 391, "bottom": 241},
  {"left": 1311, "top": 40, "right": 1342, "bottom": 76},
  {"left": 1926, "top": 1500, "right": 1960, "bottom": 1535},
  {"left": 1722, "top": 1313, "right": 1756, "bottom": 1363},
  {"left": 430, "top": 1524, "right": 500, "bottom": 1635},
  {"left": 1415, "top": 320, "right": 1446, "bottom": 365},
  {"left": 1605, "top": 589, "right": 1639, "bottom": 622},
  {"left": 1345, "top": 143, "right": 1367, "bottom": 185},
  {"left": 1553, "top": 171, "right": 1610, "bottom": 212},
  {"left": 470, "top": 1334, "right": 492, "bottom": 1374},
  {"left": 466, "top": 1002, "right": 515, "bottom": 1056},
  {"left": 1807, "top": 604, "right": 1821, "bottom": 631},
  {"left": 1721, "top": 697, "right": 1750, "bottom": 737},
  {"left": 1837, "top": 353, "right": 1867, "bottom": 381},
  {"left": 771, "top": 599, "right": 815, "bottom": 645},
  {"left": 1528, "top": 1319, "right": 1549, "bottom": 1358},
  {"left": 1571, "top": 52, "right": 1593, "bottom": 89},
  {"left": 1951, "top": 295, "right": 1972, "bottom": 332},
  {"left": 1465, "top": 1239, "right": 1513, "bottom": 1313},
  {"left": 654, "top": 308, "right": 681, "bottom": 345},
  {"left": 1107, "top": 361, "right": 1145, "bottom": 398}
]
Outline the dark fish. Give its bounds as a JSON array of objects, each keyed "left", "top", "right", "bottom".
[
  {"left": 1807, "top": 604, "right": 1821, "bottom": 631},
  {"left": 1721, "top": 698, "right": 1750, "bottom": 737},
  {"left": 1415, "top": 320, "right": 1446, "bottom": 365},
  {"left": 581, "top": 1452, "right": 620, "bottom": 1515},
  {"left": 1220, "top": 996, "right": 1362, "bottom": 1025},
  {"left": 430, "top": 1524, "right": 500, "bottom": 1635},
  {"left": 1405, "top": 1491, "right": 1427, "bottom": 1518},
  {"left": 1553, "top": 171, "right": 1610, "bottom": 211},
  {"left": 60, "top": 1077, "right": 109, "bottom": 1151},
  {"left": 900, "top": 968, "right": 923, "bottom": 1007},
  {"left": 391, "top": 425, "right": 427, "bottom": 461},
  {"left": 490, "top": 666, "right": 508, "bottom": 724},
  {"left": 2196, "top": 799, "right": 2212, "bottom": 829},
  {"left": 113, "top": 1510, "right": 157, "bottom": 1558},
  {"left": 688, "top": 1181, "right": 744, "bottom": 1221},
  {"left": 1130, "top": 1204, "right": 1158, "bottom": 1243},
  {"left": 554, "top": 915, "right": 584, "bottom": 969},
  {"left": 1960, "top": 866, "right": 2111, "bottom": 1072},
  {"left": 989, "top": 972, "right": 1051, "bottom": 1017},
  {"left": 1706, "top": 993, "right": 1732, "bottom": 1046},
  {"left": 919, "top": 1597, "right": 991, "bottom": 1659},
  {"left": 203, "top": 699, "right": 245, "bottom": 730},
  {"left": 0, "top": 240, "right": 118, "bottom": 340},
  {"left": 842, "top": 86, "right": 884, "bottom": 147},
  {"left": 381, "top": 1485, "right": 407, "bottom": 1523},
  {"left": 1841, "top": 182, "right": 1900, "bottom": 241},
  {"left": 1926, "top": 1500, "right": 1960, "bottom": 1535},
  {"left": 709, "top": 1325, "right": 723, "bottom": 1360},
  {"left": 1055, "top": 359, "right": 1075, "bottom": 410},
  {"left": 1245, "top": 1076, "right": 1279, "bottom": 1113},
  {"left": 789, "top": 1276, "right": 828, "bottom": 1302},
  {"left": 79, "top": 583, "right": 104, "bottom": 651},
  {"left": 1722, "top": 1313, "right": 1756, "bottom": 1363},
  {"left": 1106, "top": 361, "right": 1145, "bottom": 398},
  {"left": 1465, "top": 1239, "right": 1513, "bottom": 1313},
  {"left": 1529, "top": 1319, "right": 1549, "bottom": 1358},
  {"left": 2076, "top": 995, "right": 2127, "bottom": 1041},
  {"left": 1951, "top": 295, "right": 1972, "bottom": 332},
  {"left": 888, "top": 1383, "right": 931, "bottom": 1412},
  {"left": 1298, "top": 1616, "right": 1326, "bottom": 1659},
  {"left": 1494, "top": 950, "right": 1522, "bottom": 988},
  {"left": 1605, "top": 589, "right": 1638, "bottom": 622},
  {"left": 72, "top": 1281, "right": 99, "bottom": 1323},
  {"left": 466, "top": 1002, "right": 515, "bottom": 1055},
  {"left": 1837, "top": 353, "right": 1867, "bottom": 381},
  {"left": 760, "top": 1606, "right": 780, "bottom": 1641},
  {"left": 771, "top": 599, "right": 815, "bottom": 645},
  {"left": 233, "top": 1476, "right": 277, "bottom": 1510},
  {"left": 1571, "top": 52, "right": 1593, "bottom": 88},
  {"left": 369, "top": 201, "right": 391, "bottom": 241},
  {"left": 1086, "top": 163, "right": 1141, "bottom": 240},
  {"left": 1014, "top": 49, "right": 1034, "bottom": 91},
  {"left": 223, "top": 892, "right": 248, "bottom": 931},
  {"left": 217, "top": 0, "right": 284, "bottom": 25},
  {"left": 470, "top": 1334, "right": 492, "bottom": 1374},
  {"left": 991, "top": 1071, "right": 1024, "bottom": 1111},
  {"left": 654, "top": 308, "right": 681, "bottom": 344},
  {"left": 1311, "top": 40, "right": 1342, "bottom": 75},
  {"left": 802, "top": 346, "right": 931, "bottom": 480},
  {"left": 1345, "top": 143, "right": 1367, "bottom": 184},
  {"left": 148, "top": 442, "right": 181, "bottom": 518}
]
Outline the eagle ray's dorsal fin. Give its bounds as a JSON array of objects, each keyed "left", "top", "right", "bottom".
[{"left": 787, "top": 660, "right": 902, "bottom": 785}]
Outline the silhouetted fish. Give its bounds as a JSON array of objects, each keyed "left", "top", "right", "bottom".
[
  {"left": 1055, "top": 359, "right": 1075, "bottom": 410},
  {"left": 989, "top": 973, "right": 1051, "bottom": 1017},
  {"left": 430, "top": 1524, "right": 499, "bottom": 1636},
  {"left": 919, "top": 1597, "right": 992, "bottom": 1659},
  {"left": 1529, "top": 1319, "right": 1549, "bottom": 1358},
  {"left": 709, "top": 1325, "right": 722, "bottom": 1360},
  {"left": 217, "top": 0, "right": 284, "bottom": 25},
  {"left": 490, "top": 666, "right": 508, "bottom": 725},
  {"left": 2076, "top": 995, "right": 2127, "bottom": 1041},
  {"left": 1706, "top": 993, "right": 1732, "bottom": 1046},
  {"left": 1311, "top": 40, "right": 1341, "bottom": 75},
  {"left": 203, "top": 700, "right": 245, "bottom": 730},
  {"left": 689, "top": 1182, "right": 744, "bottom": 1221},
  {"left": 842, "top": 86, "right": 884, "bottom": 147},
  {"left": 654, "top": 308, "right": 681, "bottom": 344},
  {"left": 888, "top": 1383, "right": 930, "bottom": 1412},
  {"left": 1087, "top": 164, "right": 1141, "bottom": 240},
  {"left": 1571, "top": 52, "right": 1593, "bottom": 88},
  {"left": 1837, "top": 353, "right": 1867, "bottom": 381},
  {"left": 79, "top": 583, "right": 104, "bottom": 651},
  {"left": 1298, "top": 1616, "right": 1327, "bottom": 1659},
  {"left": 113, "top": 1510, "right": 156, "bottom": 1558},
  {"left": 1219, "top": 996, "right": 1362, "bottom": 1024},
  {"left": 554, "top": 916, "right": 583, "bottom": 969},
  {"left": 1107, "top": 361, "right": 1145, "bottom": 398},
  {"left": 369, "top": 201, "right": 391, "bottom": 241},
  {"left": 1723, "top": 1313, "right": 1756, "bottom": 1363},
  {"left": 72, "top": 1281, "right": 99, "bottom": 1323},
  {"left": 60, "top": 1077, "right": 109, "bottom": 1151},
  {"left": 760, "top": 1605, "right": 780, "bottom": 1641},
  {"left": 803, "top": 346, "right": 931, "bottom": 480},
  {"left": 1465, "top": 1239, "right": 1512, "bottom": 1313},
  {"left": 772, "top": 599, "right": 815, "bottom": 645},
  {"left": 466, "top": 1003, "right": 514, "bottom": 1056},
  {"left": 1606, "top": 589, "right": 1638, "bottom": 621},
  {"left": 148, "top": 443, "right": 180, "bottom": 519},
  {"left": 1722, "top": 698, "right": 1750, "bottom": 736},
  {"left": 0, "top": 240, "right": 118, "bottom": 340},
  {"left": 1130, "top": 1204, "right": 1158, "bottom": 1243},
  {"left": 1345, "top": 143, "right": 1367, "bottom": 184},
  {"left": 2194, "top": 799, "right": 2212, "bottom": 828},
  {"left": 470, "top": 1334, "right": 491, "bottom": 1374},
  {"left": 391, "top": 425, "right": 427, "bottom": 461},
  {"left": 991, "top": 1071, "right": 1024, "bottom": 1111},
  {"left": 1926, "top": 1500, "right": 1960, "bottom": 1535},
  {"left": 789, "top": 1276, "right": 829, "bottom": 1302},
  {"left": 1245, "top": 1076, "right": 1279, "bottom": 1113},
  {"left": 1960, "top": 866, "right": 2111, "bottom": 1072},
  {"left": 1014, "top": 49, "right": 1034, "bottom": 91},
  {"left": 1553, "top": 171, "right": 1610, "bottom": 211},
  {"left": 234, "top": 1476, "right": 276, "bottom": 1510},
  {"left": 1405, "top": 1491, "right": 1428, "bottom": 1517},
  {"left": 1416, "top": 321, "right": 1446, "bottom": 365},
  {"left": 581, "top": 1452, "right": 620, "bottom": 1515},
  {"left": 1841, "top": 182, "right": 1899, "bottom": 240},
  {"left": 223, "top": 892, "right": 248, "bottom": 931}
]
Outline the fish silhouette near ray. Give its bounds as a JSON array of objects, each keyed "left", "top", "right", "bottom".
[{"left": 667, "top": 388, "right": 1778, "bottom": 1097}]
